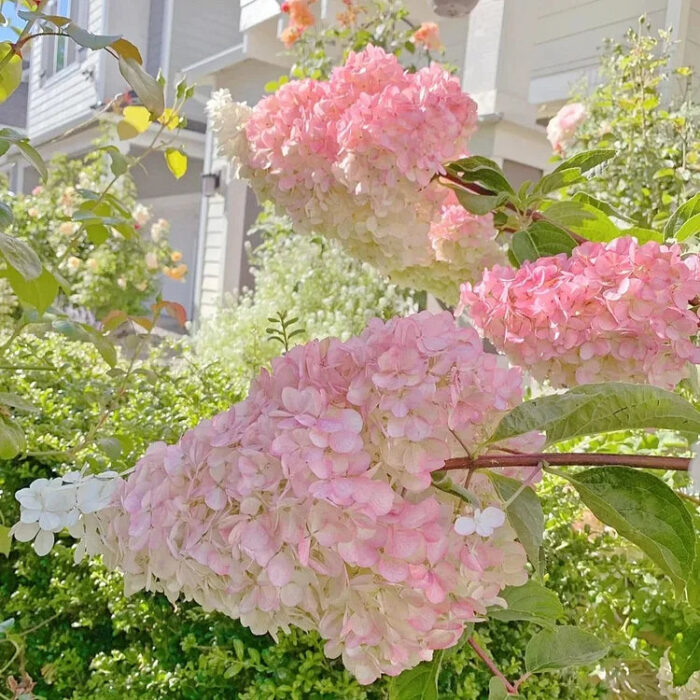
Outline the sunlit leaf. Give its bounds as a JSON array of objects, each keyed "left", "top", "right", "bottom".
[
  {"left": 165, "top": 148, "right": 187, "bottom": 179},
  {"left": 0, "top": 42, "right": 22, "bottom": 103},
  {"left": 525, "top": 626, "right": 607, "bottom": 672}
]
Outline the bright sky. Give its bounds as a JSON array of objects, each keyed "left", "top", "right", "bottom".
[{"left": 0, "top": 3, "right": 21, "bottom": 42}]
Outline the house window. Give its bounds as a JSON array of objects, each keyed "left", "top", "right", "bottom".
[{"left": 42, "top": 0, "right": 86, "bottom": 78}]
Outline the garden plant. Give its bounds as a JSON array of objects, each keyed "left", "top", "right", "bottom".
[{"left": 0, "top": 2, "right": 699, "bottom": 699}]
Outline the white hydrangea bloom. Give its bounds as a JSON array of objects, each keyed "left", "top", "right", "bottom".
[{"left": 12, "top": 471, "right": 122, "bottom": 556}]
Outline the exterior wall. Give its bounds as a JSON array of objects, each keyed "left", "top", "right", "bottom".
[
  {"left": 530, "top": 0, "right": 669, "bottom": 104},
  {"left": 0, "top": 81, "right": 29, "bottom": 129},
  {"left": 27, "top": 0, "right": 106, "bottom": 142}
]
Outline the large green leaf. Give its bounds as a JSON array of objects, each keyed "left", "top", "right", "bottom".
[
  {"left": 454, "top": 188, "right": 508, "bottom": 215},
  {"left": 559, "top": 467, "right": 695, "bottom": 590},
  {"left": 487, "top": 581, "right": 563, "bottom": 628},
  {"left": 525, "top": 626, "right": 607, "bottom": 672},
  {"left": 510, "top": 221, "right": 577, "bottom": 265},
  {"left": 0, "top": 42, "right": 22, "bottom": 103},
  {"left": 674, "top": 213, "right": 700, "bottom": 242},
  {"left": 541, "top": 199, "right": 620, "bottom": 242},
  {"left": 388, "top": 651, "right": 443, "bottom": 700},
  {"left": 4, "top": 266, "right": 58, "bottom": 313},
  {"left": 445, "top": 156, "right": 515, "bottom": 195},
  {"left": 488, "top": 677, "right": 514, "bottom": 699},
  {"left": 0, "top": 231, "right": 42, "bottom": 280},
  {"left": 118, "top": 57, "right": 164, "bottom": 117},
  {"left": 491, "top": 383, "right": 700, "bottom": 446},
  {"left": 15, "top": 139, "right": 48, "bottom": 181},
  {"left": 64, "top": 22, "right": 120, "bottom": 50},
  {"left": 665, "top": 193, "right": 700, "bottom": 240},
  {"left": 552, "top": 149, "right": 616, "bottom": 175},
  {"left": 487, "top": 472, "right": 544, "bottom": 573},
  {"left": 669, "top": 623, "right": 700, "bottom": 686},
  {"left": 534, "top": 167, "right": 585, "bottom": 195},
  {"left": 0, "top": 415, "right": 25, "bottom": 459}
]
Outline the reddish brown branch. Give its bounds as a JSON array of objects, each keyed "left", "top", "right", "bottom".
[
  {"left": 442, "top": 452, "right": 690, "bottom": 472},
  {"left": 467, "top": 636, "right": 518, "bottom": 695}
]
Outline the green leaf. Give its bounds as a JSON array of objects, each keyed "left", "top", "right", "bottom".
[
  {"left": 17, "top": 10, "right": 71, "bottom": 26},
  {"left": 118, "top": 57, "right": 164, "bottom": 118},
  {"left": 101, "top": 145, "right": 128, "bottom": 176},
  {"left": 85, "top": 223, "right": 109, "bottom": 245},
  {"left": 571, "top": 192, "right": 637, "bottom": 224},
  {"left": 64, "top": 22, "right": 120, "bottom": 49},
  {"left": 558, "top": 467, "right": 695, "bottom": 591},
  {"left": 669, "top": 623, "right": 700, "bottom": 686},
  {"left": 552, "top": 149, "right": 616, "bottom": 175},
  {"left": 491, "top": 383, "right": 700, "bottom": 446},
  {"left": 454, "top": 189, "right": 508, "bottom": 215},
  {"left": 446, "top": 156, "right": 515, "bottom": 195},
  {"left": 0, "top": 231, "right": 42, "bottom": 280},
  {"left": 510, "top": 221, "right": 577, "bottom": 265},
  {"left": 97, "top": 437, "right": 122, "bottom": 460},
  {"left": 488, "top": 677, "right": 513, "bottom": 700},
  {"left": 541, "top": 200, "right": 620, "bottom": 242},
  {"left": 15, "top": 139, "right": 48, "bottom": 181},
  {"left": 0, "top": 201, "right": 12, "bottom": 229},
  {"left": 487, "top": 581, "right": 563, "bottom": 628},
  {"left": 0, "top": 525, "right": 10, "bottom": 557},
  {"left": 525, "top": 626, "right": 607, "bottom": 672},
  {"left": 0, "top": 415, "right": 25, "bottom": 459},
  {"left": 0, "top": 392, "right": 37, "bottom": 412},
  {"left": 674, "top": 213, "right": 700, "bottom": 242},
  {"left": 388, "top": 651, "right": 443, "bottom": 700},
  {"left": 665, "top": 193, "right": 700, "bottom": 240},
  {"left": 0, "top": 42, "right": 22, "bottom": 103},
  {"left": 622, "top": 225, "right": 664, "bottom": 243},
  {"left": 5, "top": 266, "right": 58, "bottom": 313},
  {"left": 487, "top": 472, "right": 544, "bottom": 573},
  {"left": 534, "top": 168, "right": 585, "bottom": 195},
  {"left": 165, "top": 148, "right": 187, "bottom": 179}
]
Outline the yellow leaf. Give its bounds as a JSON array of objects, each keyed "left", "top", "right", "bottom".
[
  {"left": 165, "top": 148, "right": 187, "bottom": 179},
  {"left": 123, "top": 105, "right": 152, "bottom": 132},
  {"left": 0, "top": 43, "right": 22, "bottom": 104},
  {"left": 158, "top": 108, "right": 180, "bottom": 130}
]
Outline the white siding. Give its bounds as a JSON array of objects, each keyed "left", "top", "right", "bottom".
[
  {"left": 530, "top": 0, "right": 668, "bottom": 102},
  {"left": 27, "top": 0, "right": 105, "bottom": 141},
  {"left": 686, "top": 7, "right": 700, "bottom": 84}
]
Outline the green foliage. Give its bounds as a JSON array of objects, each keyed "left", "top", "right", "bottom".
[
  {"left": 491, "top": 382, "right": 700, "bottom": 446},
  {"left": 193, "top": 205, "right": 416, "bottom": 394},
  {"left": 1, "top": 147, "right": 179, "bottom": 316},
  {"left": 524, "top": 627, "right": 607, "bottom": 673},
  {"left": 285, "top": 0, "right": 441, "bottom": 82},
  {"left": 566, "top": 21, "right": 700, "bottom": 227}
]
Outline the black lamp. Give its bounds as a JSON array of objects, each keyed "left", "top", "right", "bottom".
[{"left": 201, "top": 172, "right": 221, "bottom": 197}]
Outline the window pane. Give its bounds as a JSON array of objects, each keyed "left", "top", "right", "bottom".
[{"left": 55, "top": 36, "right": 67, "bottom": 72}]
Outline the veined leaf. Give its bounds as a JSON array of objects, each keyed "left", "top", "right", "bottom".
[
  {"left": 5, "top": 266, "right": 58, "bottom": 313},
  {"left": 552, "top": 149, "right": 616, "bottom": 175},
  {"left": 118, "top": 57, "right": 164, "bottom": 117},
  {"left": 665, "top": 193, "right": 700, "bottom": 240},
  {"left": 0, "top": 231, "right": 42, "bottom": 280},
  {"left": 558, "top": 467, "right": 695, "bottom": 591},
  {"left": 669, "top": 623, "right": 700, "bottom": 686},
  {"left": 525, "top": 626, "right": 607, "bottom": 672},
  {"left": 388, "top": 650, "right": 443, "bottom": 700},
  {"left": 510, "top": 220, "right": 577, "bottom": 265},
  {"left": 491, "top": 383, "right": 700, "bottom": 446},
  {"left": 487, "top": 581, "right": 563, "bottom": 628}
]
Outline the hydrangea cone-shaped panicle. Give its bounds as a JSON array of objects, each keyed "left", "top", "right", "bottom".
[
  {"left": 15, "top": 312, "right": 542, "bottom": 684},
  {"left": 460, "top": 238, "right": 700, "bottom": 389},
  {"left": 206, "top": 46, "right": 502, "bottom": 303}
]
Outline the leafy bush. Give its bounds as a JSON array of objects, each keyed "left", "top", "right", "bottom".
[
  {"left": 193, "top": 205, "right": 417, "bottom": 394},
  {"left": 2, "top": 146, "right": 181, "bottom": 317},
  {"left": 567, "top": 21, "right": 700, "bottom": 226}
]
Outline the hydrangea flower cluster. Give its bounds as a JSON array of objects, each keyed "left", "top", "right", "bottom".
[
  {"left": 546, "top": 102, "right": 586, "bottom": 154},
  {"left": 14, "top": 312, "right": 539, "bottom": 684},
  {"left": 207, "top": 46, "right": 489, "bottom": 302},
  {"left": 460, "top": 237, "right": 700, "bottom": 389},
  {"left": 12, "top": 471, "right": 120, "bottom": 557}
]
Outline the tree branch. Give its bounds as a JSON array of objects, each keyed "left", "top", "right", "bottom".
[{"left": 442, "top": 452, "right": 690, "bottom": 472}]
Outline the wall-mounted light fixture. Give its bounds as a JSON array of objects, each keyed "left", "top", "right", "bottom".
[
  {"left": 201, "top": 172, "right": 221, "bottom": 197},
  {"left": 431, "top": 0, "right": 478, "bottom": 18}
]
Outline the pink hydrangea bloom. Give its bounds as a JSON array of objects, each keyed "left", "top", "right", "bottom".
[
  {"left": 40, "top": 312, "right": 542, "bottom": 684},
  {"left": 460, "top": 237, "right": 700, "bottom": 389},
  {"left": 546, "top": 102, "right": 585, "bottom": 154},
  {"left": 207, "top": 46, "right": 479, "bottom": 302}
]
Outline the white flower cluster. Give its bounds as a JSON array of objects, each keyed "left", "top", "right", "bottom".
[{"left": 12, "top": 471, "right": 122, "bottom": 557}]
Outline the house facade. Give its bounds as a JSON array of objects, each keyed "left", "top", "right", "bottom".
[
  {"left": 1, "top": 0, "right": 699, "bottom": 323},
  {"left": 187, "top": 0, "right": 700, "bottom": 321}
]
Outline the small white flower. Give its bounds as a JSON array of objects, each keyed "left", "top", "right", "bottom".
[{"left": 455, "top": 506, "right": 506, "bottom": 537}]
